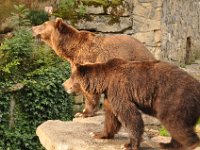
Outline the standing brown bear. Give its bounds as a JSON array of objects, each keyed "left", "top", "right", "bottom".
[
  {"left": 66, "top": 58, "right": 200, "bottom": 150},
  {"left": 32, "top": 18, "right": 155, "bottom": 118}
]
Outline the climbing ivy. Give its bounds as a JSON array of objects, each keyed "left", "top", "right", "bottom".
[
  {"left": 0, "top": 26, "right": 73, "bottom": 149},
  {"left": 53, "top": 0, "right": 86, "bottom": 19}
]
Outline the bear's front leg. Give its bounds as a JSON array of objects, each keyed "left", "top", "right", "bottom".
[
  {"left": 90, "top": 99, "right": 121, "bottom": 139},
  {"left": 75, "top": 93, "right": 100, "bottom": 118}
]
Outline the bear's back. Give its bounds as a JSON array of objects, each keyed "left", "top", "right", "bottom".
[
  {"left": 76, "top": 33, "right": 155, "bottom": 64},
  {"left": 96, "top": 35, "right": 155, "bottom": 62}
]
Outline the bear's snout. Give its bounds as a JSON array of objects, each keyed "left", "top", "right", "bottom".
[
  {"left": 32, "top": 27, "right": 38, "bottom": 37},
  {"left": 62, "top": 81, "right": 72, "bottom": 94}
]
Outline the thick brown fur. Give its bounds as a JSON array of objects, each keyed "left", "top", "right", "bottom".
[
  {"left": 67, "top": 58, "right": 200, "bottom": 150},
  {"left": 32, "top": 18, "right": 155, "bottom": 118}
]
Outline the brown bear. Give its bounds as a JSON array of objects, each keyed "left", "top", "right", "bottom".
[
  {"left": 32, "top": 18, "right": 155, "bottom": 117},
  {"left": 66, "top": 58, "right": 200, "bottom": 150}
]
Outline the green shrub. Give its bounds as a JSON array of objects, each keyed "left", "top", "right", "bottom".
[
  {"left": 10, "top": 4, "right": 31, "bottom": 28},
  {"left": 54, "top": 0, "right": 76, "bottom": 18},
  {"left": 54, "top": 0, "right": 86, "bottom": 19},
  {"left": 0, "top": 27, "right": 73, "bottom": 149},
  {"left": 28, "top": 10, "right": 49, "bottom": 25}
]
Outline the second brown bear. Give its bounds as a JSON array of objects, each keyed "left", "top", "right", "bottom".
[{"left": 66, "top": 58, "right": 200, "bottom": 150}]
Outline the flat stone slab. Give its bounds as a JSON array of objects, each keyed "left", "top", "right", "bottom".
[
  {"left": 36, "top": 120, "right": 159, "bottom": 150},
  {"left": 36, "top": 112, "right": 162, "bottom": 150},
  {"left": 36, "top": 112, "right": 200, "bottom": 150}
]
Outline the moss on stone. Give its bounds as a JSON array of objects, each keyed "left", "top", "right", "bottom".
[
  {"left": 81, "top": 0, "right": 123, "bottom": 8},
  {"left": 108, "top": 16, "right": 120, "bottom": 25},
  {"left": 159, "top": 127, "right": 170, "bottom": 137},
  {"left": 82, "top": 0, "right": 109, "bottom": 7},
  {"left": 111, "top": 0, "right": 123, "bottom": 6}
]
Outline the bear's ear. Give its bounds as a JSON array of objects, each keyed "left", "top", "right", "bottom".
[
  {"left": 75, "top": 63, "right": 86, "bottom": 76},
  {"left": 55, "top": 18, "right": 63, "bottom": 25},
  {"left": 55, "top": 18, "right": 66, "bottom": 33},
  {"left": 56, "top": 17, "right": 63, "bottom": 21},
  {"left": 74, "top": 63, "right": 81, "bottom": 70}
]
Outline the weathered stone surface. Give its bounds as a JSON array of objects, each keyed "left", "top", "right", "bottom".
[
  {"left": 152, "top": 0, "right": 162, "bottom": 8},
  {"left": 0, "top": 17, "right": 14, "bottom": 34},
  {"left": 151, "top": 136, "right": 170, "bottom": 144},
  {"left": 37, "top": 110, "right": 200, "bottom": 150},
  {"left": 84, "top": 5, "right": 104, "bottom": 15},
  {"left": 154, "top": 30, "right": 161, "bottom": 43},
  {"left": 36, "top": 112, "right": 162, "bottom": 150},
  {"left": 147, "top": 46, "right": 161, "bottom": 60},
  {"left": 74, "top": 95, "right": 84, "bottom": 104},
  {"left": 151, "top": 8, "right": 162, "bottom": 20},
  {"left": 160, "top": 0, "right": 200, "bottom": 63},
  {"left": 133, "top": 3, "right": 150, "bottom": 17},
  {"left": 73, "top": 104, "right": 83, "bottom": 113},
  {"left": 133, "top": 31, "right": 155, "bottom": 46},
  {"left": 182, "top": 59, "right": 200, "bottom": 81},
  {"left": 138, "top": 0, "right": 153, "bottom": 3},
  {"left": 142, "top": 114, "right": 160, "bottom": 126},
  {"left": 106, "top": 0, "right": 132, "bottom": 16},
  {"left": 133, "top": 16, "right": 160, "bottom": 32},
  {"left": 75, "top": 15, "right": 132, "bottom": 33}
]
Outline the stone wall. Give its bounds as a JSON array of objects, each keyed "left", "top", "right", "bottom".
[
  {"left": 131, "top": 0, "right": 162, "bottom": 59},
  {"left": 71, "top": 0, "right": 200, "bottom": 64},
  {"left": 161, "top": 0, "right": 200, "bottom": 64},
  {"left": 73, "top": 0, "right": 133, "bottom": 33},
  {"left": 71, "top": 0, "right": 162, "bottom": 59}
]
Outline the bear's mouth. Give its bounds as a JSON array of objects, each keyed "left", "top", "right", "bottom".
[
  {"left": 35, "top": 34, "right": 41, "bottom": 39},
  {"left": 64, "top": 89, "right": 81, "bottom": 96},
  {"left": 33, "top": 34, "right": 42, "bottom": 43}
]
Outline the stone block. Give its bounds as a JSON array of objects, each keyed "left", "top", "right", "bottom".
[
  {"left": 75, "top": 15, "right": 132, "bottom": 33},
  {"left": 73, "top": 104, "right": 83, "bottom": 113},
  {"left": 147, "top": 46, "right": 161, "bottom": 60},
  {"left": 133, "top": 31, "right": 155, "bottom": 45},
  {"left": 36, "top": 113, "right": 165, "bottom": 150},
  {"left": 106, "top": 0, "right": 132, "bottom": 16},
  {"left": 138, "top": 0, "right": 153, "bottom": 3},
  {"left": 133, "top": 16, "right": 161, "bottom": 32},
  {"left": 150, "top": 8, "right": 162, "bottom": 20},
  {"left": 152, "top": 0, "right": 162, "bottom": 8},
  {"left": 133, "top": 3, "right": 150, "bottom": 17},
  {"left": 74, "top": 95, "right": 84, "bottom": 104},
  {"left": 154, "top": 30, "right": 161, "bottom": 43},
  {"left": 84, "top": 5, "right": 104, "bottom": 14}
]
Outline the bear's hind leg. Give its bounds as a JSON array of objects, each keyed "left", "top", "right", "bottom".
[
  {"left": 114, "top": 102, "right": 144, "bottom": 150},
  {"left": 162, "top": 123, "right": 199, "bottom": 150}
]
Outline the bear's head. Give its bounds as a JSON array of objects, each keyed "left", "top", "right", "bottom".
[
  {"left": 32, "top": 18, "right": 78, "bottom": 50},
  {"left": 66, "top": 58, "right": 127, "bottom": 94},
  {"left": 62, "top": 78, "right": 81, "bottom": 95}
]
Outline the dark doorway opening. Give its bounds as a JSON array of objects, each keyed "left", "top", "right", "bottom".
[{"left": 185, "top": 37, "right": 191, "bottom": 64}]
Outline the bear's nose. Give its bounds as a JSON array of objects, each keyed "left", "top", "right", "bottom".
[{"left": 32, "top": 27, "right": 37, "bottom": 36}]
